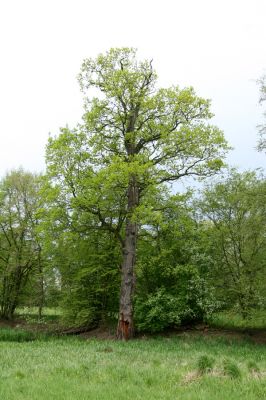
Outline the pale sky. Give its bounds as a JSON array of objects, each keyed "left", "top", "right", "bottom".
[{"left": 0, "top": 0, "right": 265, "bottom": 179}]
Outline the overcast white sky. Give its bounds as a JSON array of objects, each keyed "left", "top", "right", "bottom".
[{"left": 0, "top": 0, "right": 265, "bottom": 179}]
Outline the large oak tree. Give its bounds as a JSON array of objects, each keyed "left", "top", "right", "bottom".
[{"left": 46, "top": 48, "right": 229, "bottom": 339}]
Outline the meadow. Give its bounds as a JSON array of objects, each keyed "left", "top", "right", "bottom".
[{"left": 0, "top": 322, "right": 265, "bottom": 400}]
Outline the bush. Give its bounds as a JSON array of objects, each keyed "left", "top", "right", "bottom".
[
  {"left": 134, "top": 289, "right": 181, "bottom": 333},
  {"left": 135, "top": 263, "right": 221, "bottom": 333}
]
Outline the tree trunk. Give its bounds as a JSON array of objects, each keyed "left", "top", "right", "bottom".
[
  {"left": 37, "top": 249, "right": 44, "bottom": 320},
  {"left": 0, "top": 268, "right": 23, "bottom": 320},
  {"left": 117, "top": 177, "right": 138, "bottom": 340}
]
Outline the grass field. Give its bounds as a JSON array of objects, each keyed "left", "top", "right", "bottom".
[{"left": 0, "top": 328, "right": 265, "bottom": 400}]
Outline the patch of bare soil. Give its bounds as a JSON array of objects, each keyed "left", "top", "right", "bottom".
[
  {"left": 79, "top": 326, "right": 115, "bottom": 340},
  {"left": 246, "top": 331, "right": 266, "bottom": 345},
  {"left": 0, "top": 319, "right": 26, "bottom": 329},
  {"left": 182, "top": 370, "right": 200, "bottom": 385},
  {"left": 68, "top": 325, "right": 266, "bottom": 344}
]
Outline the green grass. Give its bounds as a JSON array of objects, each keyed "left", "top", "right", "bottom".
[
  {"left": 0, "top": 329, "right": 265, "bottom": 400},
  {"left": 0, "top": 328, "right": 37, "bottom": 342}
]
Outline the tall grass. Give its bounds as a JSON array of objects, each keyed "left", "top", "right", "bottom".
[
  {"left": 0, "top": 328, "right": 36, "bottom": 342},
  {"left": 0, "top": 330, "right": 265, "bottom": 400}
]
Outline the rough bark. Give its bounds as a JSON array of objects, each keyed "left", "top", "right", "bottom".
[
  {"left": 116, "top": 177, "right": 138, "bottom": 340},
  {"left": 37, "top": 248, "right": 44, "bottom": 320}
]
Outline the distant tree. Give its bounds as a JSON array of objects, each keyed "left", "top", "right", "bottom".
[
  {"left": 198, "top": 170, "right": 266, "bottom": 318},
  {"left": 46, "top": 48, "right": 229, "bottom": 339},
  {"left": 0, "top": 170, "right": 42, "bottom": 319}
]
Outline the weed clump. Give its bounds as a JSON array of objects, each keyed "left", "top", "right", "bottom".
[
  {"left": 223, "top": 359, "right": 241, "bottom": 379},
  {"left": 197, "top": 355, "right": 215, "bottom": 374},
  {"left": 15, "top": 370, "right": 26, "bottom": 379}
]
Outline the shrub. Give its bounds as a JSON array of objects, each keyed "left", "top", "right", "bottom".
[
  {"left": 134, "top": 289, "right": 181, "bottom": 332},
  {"left": 135, "top": 263, "right": 221, "bottom": 332}
]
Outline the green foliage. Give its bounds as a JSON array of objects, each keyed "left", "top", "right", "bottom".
[
  {"left": 46, "top": 48, "right": 229, "bottom": 244},
  {"left": 135, "top": 289, "right": 181, "bottom": 332},
  {"left": 135, "top": 195, "right": 221, "bottom": 332},
  {"left": 0, "top": 169, "right": 44, "bottom": 319},
  {"left": 135, "top": 269, "right": 220, "bottom": 332},
  {"left": 197, "top": 170, "right": 266, "bottom": 318},
  {"left": 47, "top": 225, "right": 120, "bottom": 328}
]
